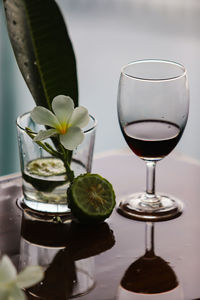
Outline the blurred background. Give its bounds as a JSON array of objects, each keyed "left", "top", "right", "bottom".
[{"left": 0, "top": 0, "right": 200, "bottom": 175}]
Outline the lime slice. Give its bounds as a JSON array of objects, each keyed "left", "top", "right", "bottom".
[
  {"left": 68, "top": 174, "right": 116, "bottom": 223},
  {"left": 26, "top": 157, "right": 66, "bottom": 177},
  {"left": 23, "top": 157, "right": 67, "bottom": 192}
]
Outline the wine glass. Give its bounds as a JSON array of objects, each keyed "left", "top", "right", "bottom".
[{"left": 117, "top": 59, "right": 189, "bottom": 221}]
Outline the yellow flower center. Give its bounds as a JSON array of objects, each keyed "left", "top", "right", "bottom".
[{"left": 57, "top": 123, "right": 69, "bottom": 135}]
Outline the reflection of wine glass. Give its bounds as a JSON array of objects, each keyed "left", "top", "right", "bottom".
[
  {"left": 117, "top": 59, "right": 189, "bottom": 221},
  {"left": 116, "top": 223, "right": 183, "bottom": 300}
]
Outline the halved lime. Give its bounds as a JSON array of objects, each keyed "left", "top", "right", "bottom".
[
  {"left": 23, "top": 157, "right": 67, "bottom": 192},
  {"left": 68, "top": 174, "right": 116, "bottom": 223},
  {"left": 26, "top": 157, "right": 66, "bottom": 177}
]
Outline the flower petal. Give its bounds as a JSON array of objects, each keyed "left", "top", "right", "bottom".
[
  {"left": 16, "top": 266, "right": 44, "bottom": 289},
  {"left": 33, "top": 129, "right": 57, "bottom": 142},
  {"left": 69, "top": 107, "right": 89, "bottom": 128},
  {"left": 31, "top": 106, "right": 59, "bottom": 128},
  {"left": 7, "top": 284, "right": 26, "bottom": 300},
  {"left": 60, "top": 127, "right": 84, "bottom": 150},
  {"left": 0, "top": 256, "right": 17, "bottom": 283},
  {"left": 0, "top": 289, "right": 10, "bottom": 300},
  {"left": 52, "top": 95, "right": 74, "bottom": 125}
]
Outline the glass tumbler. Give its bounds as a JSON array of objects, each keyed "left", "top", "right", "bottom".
[{"left": 16, "top": 112, "right": 97, "bottom": 214}]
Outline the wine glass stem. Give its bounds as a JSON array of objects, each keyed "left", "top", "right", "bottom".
[
  {"left": 145, "top": 222, "right": 154, "bottom": 256},
  {"left": 146, "top": 161, "right": 156, "bottom": 195},
  {"left": 144, "top": 161, "right": 160, "bottom": 206}
]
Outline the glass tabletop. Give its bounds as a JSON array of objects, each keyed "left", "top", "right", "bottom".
[{"left": 0, "top": 149, "right": 199, "bottom": 299}]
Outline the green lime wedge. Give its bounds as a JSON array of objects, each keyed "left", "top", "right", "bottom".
[
  {"left": 68, "top": 174, "right": 116, "bottom": 223},
  {"left": 23, "top": 157, "right": 67, "bottom": 192}
]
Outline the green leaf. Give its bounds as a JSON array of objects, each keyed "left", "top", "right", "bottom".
[{"left": 3, "top": 0, "right": 78, "bottom": 109}]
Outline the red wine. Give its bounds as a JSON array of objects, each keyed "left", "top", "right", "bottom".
[{"left": 123, "top": 120, "right": 181, "bottom": 160}]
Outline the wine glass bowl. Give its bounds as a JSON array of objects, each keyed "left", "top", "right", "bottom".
[{"left": 117, "top": 59, "right": 189, "bottom": 221}]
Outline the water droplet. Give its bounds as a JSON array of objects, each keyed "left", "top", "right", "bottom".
[{"left": 136, "top": 268, "right": 141, "bottom": 273}]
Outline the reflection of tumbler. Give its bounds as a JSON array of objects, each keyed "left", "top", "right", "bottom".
[
  {"left": 19, "top": 237, "right": 95, "bottom": 299},
  {"left": 19, "top": 212, "right": 115, "bottom": 298},
  {"left": 19, "top": 212, "right": 96, "bottom": 299}
]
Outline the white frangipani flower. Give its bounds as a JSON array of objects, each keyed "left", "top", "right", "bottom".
[
  {"left": 0, "top": 255, "right": 44, "bottom": 300},
  {"left": 31, "top": 95, "right": 90, "bottom": 150}
]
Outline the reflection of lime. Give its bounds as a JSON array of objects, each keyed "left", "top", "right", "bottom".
[
  {"left": 68, "top": 174, "right": 116, "bottom": 223},
  {"left": 23, "top": 157, "right": 67, "bottom": 192}
]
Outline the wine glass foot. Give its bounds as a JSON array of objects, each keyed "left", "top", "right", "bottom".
[{"left": 117, "top": 193, "right": 183, "bottom": 222}]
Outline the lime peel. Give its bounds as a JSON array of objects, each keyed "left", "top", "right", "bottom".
[{"left": 68, "top": 173, "right": 116, "bottom": 223}]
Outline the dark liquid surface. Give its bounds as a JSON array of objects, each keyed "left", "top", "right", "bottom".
[{"left": 123, "top": 120, "right": 181, "bottom": 160}]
